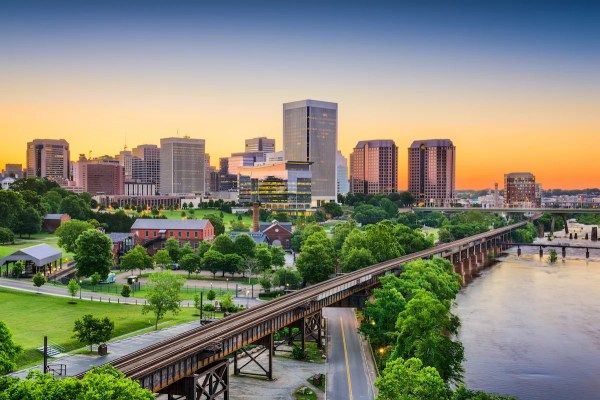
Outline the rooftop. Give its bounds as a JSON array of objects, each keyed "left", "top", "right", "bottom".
[
  {"left": 131, "top": 219, "right": 211, "bottom": 230},
  {"left": 409, "top": 139, "right": 454, "bottom": 148},
  {"left": 0, "top": 244, "right": 63, "bottom": 266},
  {"left": 355, "top": 140, "right": 397, "bottom": 149}
]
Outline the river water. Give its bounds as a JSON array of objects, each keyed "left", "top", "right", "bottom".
[{"left": 454, "top": 247, "right": 600, "bottom": 400}]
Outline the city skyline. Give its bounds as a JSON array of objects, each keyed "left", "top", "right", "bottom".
[{"left": 1, "top": 1, "right": 599, "bottom": 189}]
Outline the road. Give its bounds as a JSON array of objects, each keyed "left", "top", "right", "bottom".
[{"left": 324, "top": 308, "right": 376, "bottom": 400}]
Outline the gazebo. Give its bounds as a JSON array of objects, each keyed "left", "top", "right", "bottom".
[{"left": 0, "top": 244, "right": 63, "bottom": 277}]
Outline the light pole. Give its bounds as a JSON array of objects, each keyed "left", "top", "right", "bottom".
[
  {"left": 226, "top": 278, "right": 229, "bottom": 293},
  {"left": 79, "top": 280, "right": 82, "bottom": 299},
  {"left": 246, "top": 290, "right": 250, "bottom": 308}
]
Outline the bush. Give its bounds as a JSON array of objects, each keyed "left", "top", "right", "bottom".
[
  {"left": 291, "top": 345, "right": 307, "bottom": 360},
  {"left": 0, "top": 227, "right": 15, "bottom": 244},
  {"left": 121, "top": 285, "right": 131, "bottom": 297},
  {"left": 206, "top": 289, "right": 216, "bottom": 301},
  {"left": 202, "top": 303, "right": 216, "bottom": 312}
]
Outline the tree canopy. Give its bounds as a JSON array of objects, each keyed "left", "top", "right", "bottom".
[
  {"left": 55, "top": 219, "right": 95, "bottom": 252},
  {"left": 142, "top": 272, "right": 185, "bottom": 330},
  {"left": 74, "top": 229, "right": 113, "bottom": 278}
]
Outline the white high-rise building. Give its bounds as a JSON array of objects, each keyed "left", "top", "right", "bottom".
[
  {"left": 336, "top": 150, "right": 349, "bottom": 195},
  {"left": 159, "top": 137, "right": 206, "bottom": 195},
  {"left": 283, "top": 99, "right": 338, "bottom": 206}
]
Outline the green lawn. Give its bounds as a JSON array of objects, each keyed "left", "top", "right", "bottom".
[
  {"left": 0, "top": 232, "right": 73, "bottom": 261},
  {"left": 159, "top": 209, "right": 252, "bottom": 231},
  {"left": 0, "top": 288, "right": 198, "bottom": 369}
]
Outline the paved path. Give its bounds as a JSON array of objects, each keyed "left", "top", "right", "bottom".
[
  {"left": 324, "top": 307, "right": 376, "bottom": 400},
  {"left": 0, "top": 278, "right": 264, "bottom": 308},
  {"left": 12, "top": 320, "right": 207, "bottom": 378}
]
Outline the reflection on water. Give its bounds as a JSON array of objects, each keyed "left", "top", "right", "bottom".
[{"left": 454, "top": 248, "right": 600, "bottom": 400}]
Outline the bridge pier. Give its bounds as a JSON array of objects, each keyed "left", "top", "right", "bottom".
[
  {"left": 539, "top": 246, "right": 543, "bottom": 258},
  {"left": 233, "top": 333, "right": 274, "bottom": 380},
  {"left": 159, "top": 360, "right": 230, "bottom": 400},
  {"left": 562, "top": 246, "right": 566, "bottom": 258}
]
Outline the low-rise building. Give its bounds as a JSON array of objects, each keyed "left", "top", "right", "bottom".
[
  {"left": 130, "top": 219, "right": 215, "bottom": 254},
  {"left": 42, "top": 213, "right": 71, "bottom": 233},
  {"left": 258, "top": 221, "right": 293, "bottom": 249},
  {"left": 108, "top": 233, "right": 134, "bottom": 265}
]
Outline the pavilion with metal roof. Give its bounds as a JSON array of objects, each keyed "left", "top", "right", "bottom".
[{"left": 0, "top": 243, "right": 63, "bottom": 277}]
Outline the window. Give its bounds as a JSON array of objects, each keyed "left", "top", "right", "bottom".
[
  {"left": 145, "top": 230, "right": 148, "bottom": 237},
  {"left": 178, "top": 231, "right": 181, "bottom": 237},
  {"left": 186, "top": 231, "right": 190, "bottom": 238}
]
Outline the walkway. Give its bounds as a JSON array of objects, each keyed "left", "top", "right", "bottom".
[
  {"left": 0, "top": 278, "right": 264, "bottom": 308},
  {"left": 12, "top": 320, "right": 206, "bottom": 378},
  {"left": 324, "top": 307, "right": 376, "bottom": 400}
]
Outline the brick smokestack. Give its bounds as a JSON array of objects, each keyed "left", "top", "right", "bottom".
[{"left": 252, "top": 203, "right": 260, "bottom": 233}]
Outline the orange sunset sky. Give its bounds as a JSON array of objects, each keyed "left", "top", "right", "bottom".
[{"left": 1, "top": 2, "right": 599, "bottom": 190}]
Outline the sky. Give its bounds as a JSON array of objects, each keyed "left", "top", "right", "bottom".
[{"left": 1, "top": 1, "right": 599, "bottom": 189}]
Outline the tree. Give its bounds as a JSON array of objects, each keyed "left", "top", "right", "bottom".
[
  {"left": 392, "top": 290, "right": 464, "bottom": 383},
  {"left": 205, "top": 214, "right": 225, "bottom": 235},
  {"left": 270, "top": 246, "right": 286, "bottom": 267},
  {"left": 164, "top": 237, "right": 181, "bottom": 263},
  {"left": 120, "top": 245, "right": 153, "bottom": 274},
  {"left": 549, "top": 249, "right": 558, "bottom": 263},
  {"left": 90, "top": 272, "right": 102, "bottom": 286},
  {"left": 296, "top": 234, "right": 335, "bottom": 285},
  {"left": 0, "top": 190, "right": 25, "bottom": 231},
  {"left": 32, "top": 273, "right": 46, "bottom": 292},
  {"left": 0, "top": 227, "right": 15, "bottom": 244},
  {"left": 179, "top": 242, "right": 194, "bottom": 259},
  {"left": 360, "top": 276, "right": 407, "bottom": 349},
  {"left": 342, "top": 247, "right": 376, "bottom": 272},
  {"left": 0, "top": 321, "right": 22, "bottom": 374},
  {"left": 142, "top": 272, "right": 185, "bottom": 330},
  {"left": 179, "top": 253, "right": 201, "bottom": 276},
  {"left": 322, "top": 202, "right": 343, "bottom": 218},
  {"left": 352, "top": 204, "right": 388, "bottom": 225},
  {"left": 451, "top": 386, "right": 517, "bottom": 400},
  {"left": 331, "top": 220, "right": 357, "bottom": 252},
  {"left": 72, "top": 314, "right": 114, "bottom": 352},
  {"left": 197, "top": 240, "right": 211, "bottom": 257},
  {"left": 60, "top": 195, "right": 91, "bottom": 220},
  {"left": 364, "top": 221, "right": 403, "bottom": 262},
  {"left": 206, "top": 289, "right": 216, "bottom": 301},
  {"left": 67, "top": 279, "right": 80, "bottom": 302},
  {"left": 223, "top": 253, "right": 243, "bottom": 276},
  {"left": 259, "top": 273, "right": 272, "bottom": 293},
  {"left": 272, "top": 267, "right": 302, "bottom": 289},
  {"left": 202, "top": 249, "right": 225, "bottom": 278},
  {"left": 375, "top": 357, "right": 450, "bottom": 400},
  {"left": 0, "top": 364, "right": 154, "bottom": 399},
  {"left": 234, "top": 233, "right": 256, "bottom": 258},
  {"left": 398, "top": 191, "right": 415, "bottom": 207},
  {"left": 211, "top": 234, "right": 235, "bottom": 254},
  {"left": 396, "top": 258, "right": 461, "bottom": 303},
  {"left": 254, "top": 244, "right": 272, "bottom": 271},
  {"left": 153, "top": 249, "right": 172, "bottom": 269},
  {"left": 121, "top": 285, "right": 131, "bottom": 297},
  {"left": 74, "top": 229, "right": 113, "bottom": 279},
  {"left": 42, "top": 190, "right": 63, "bottom": 213},
  {"left": 14, "top": 206, "right": 42, "bottom": 238},
  {"left": 55, "top": 219, "right": 94, "bottom": 252}
]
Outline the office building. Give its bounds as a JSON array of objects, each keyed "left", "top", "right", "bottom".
[
  {"left": 238, "top": 161, "right": 312, "bottom": 211},
  {"left": 245, "top": 137, "right": 275, "bottom": 153},
  {"left": 132, "top": 144, "right": 160, "bottom": 188},
  {"left": 350, "top": 140, "right": 397, "bottom": 194},
  {"left": 504, "top": 172, "right": 540, "bottom": 207},
  {"left": 336, "top": 151, "right": 349, "bottom": 195},
  {"left": 3, "top": 164, "right": 24, "bottom": 179},
  {"left": 227, "top": 152, "right": 266, "bottom": 175},
  {"left": 26, "top": 139, "right": 70, "bottom": 183},
  {"left": 283, "top": 99, "right": 337, "bottom": 206},
  {"left": 118, "top": 150, "right": 133, "bottom": 181},
  {"left": 159, "top": 137, "right": 206, "bottom": 195},
  {"left": 218, "top": 157, "right": 238, "bottom": 191},
  {"left": 408, "top": 139, "right": 456, "bottom": 206},
  {"left": 74, "top": 155, "right": 125, "bottom": 195}
]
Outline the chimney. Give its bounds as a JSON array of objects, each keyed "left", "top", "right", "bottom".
[{"left": 252, "top": 203, "right": 260, "bottom": 232}]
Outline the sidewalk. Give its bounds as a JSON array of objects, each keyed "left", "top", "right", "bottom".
[
  {"left": 0, "top": 278, "right": 264, "bottom": 308},
  {"left": 12, "top": 320, "right": 205, "bottom": 378}
]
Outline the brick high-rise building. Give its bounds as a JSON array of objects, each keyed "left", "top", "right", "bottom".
[
  {"left": 350, "top": 140, "right": 398, "bottom": 194},
  {"left": 408, "top": 139, "right": 456, "bottom": 206},
  {"left": 504, "top": 172, "right": 539, "bottom": 207},
  {"left": 74, "top": 155, "right": 124, "bottom": 195},
  {"left": 26, "top": 139, "right": 70, "bottom": 183}
]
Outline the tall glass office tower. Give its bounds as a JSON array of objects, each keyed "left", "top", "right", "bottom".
[{"left": 283, "top": 99, "right": 337, "bottom": 206}]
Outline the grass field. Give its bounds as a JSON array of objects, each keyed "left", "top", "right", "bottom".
[
  {"left": 0, "top": 288, "right": 198, "bottom": 369},
  {"left": 159, "top": 208, "right": 253, "bottom": 231},
  {"left": 0, "top": 232, "right": 73, "bottom": 261}
]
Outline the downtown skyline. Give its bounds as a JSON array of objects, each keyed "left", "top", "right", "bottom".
[{"left": 1, "top": 1, "right": 599, "bottom": 189}]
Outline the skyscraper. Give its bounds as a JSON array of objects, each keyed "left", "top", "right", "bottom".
[
  {"left": 26, "top": 139, "right": 70, "bottom": 183},
  {"left": 350, "top": 140, "right": 398, "bottom": 195},
  {"left": 504, "top": 172, "right": 539, "bottom": 207},
  {"left": 283, "top": 99, "right": 337, "bottom": 206},
  {"left": 245, "top": 137, "right": 275, "bottom": 153},
  {"left": 73, "top": 154, "right": 124, "bottom": 195},
  {"left": 118, "top": 149, "right": 133, "bottom": 181},
  {"left": 159, "top": 137, "right": 206, "bottom": 195},
  {"left": 132, "top": 144, "right": 160, "bottom": 186},
  {"left": 408, "top": 139, "right": 456, "bottom": 206},
  {"left": 336, "top": 151, "right": 349, "bottom": 195}
]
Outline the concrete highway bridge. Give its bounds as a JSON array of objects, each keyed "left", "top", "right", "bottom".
[
  {"left": 410, "top": 207, "right": 600, "bottom": 214},
  {"left": 87, "top": 221, "right": 528, "bottom": 399}
]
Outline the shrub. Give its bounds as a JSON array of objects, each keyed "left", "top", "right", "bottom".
[
  {"left": 291, "top": 345, "right": 307, "bottom": 360},
  {"left": 121, "top": 284, "right": 131, "bottom": 297}
]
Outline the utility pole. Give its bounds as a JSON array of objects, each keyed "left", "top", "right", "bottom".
[{"left": 43, "top": 336, "right": 48, "bottom": 374}]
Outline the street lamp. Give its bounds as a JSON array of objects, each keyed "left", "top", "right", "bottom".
[
  {"left": 226, "top": 278, "right": 229, "bottom": 292},
  {"left": 245, "top": 290, "right": 250, "bottom": 308},
  {"left": 79, "top": 280, "right": 82, "bottom": 299}
]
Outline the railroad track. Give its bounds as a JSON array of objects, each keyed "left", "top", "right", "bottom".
[{"left": 106, "top": 221, "right": 526, "bottom": 380}]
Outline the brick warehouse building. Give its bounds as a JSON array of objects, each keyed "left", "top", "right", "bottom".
[{"left": 130, "top": 219, "right": 215, "bottom": 254}]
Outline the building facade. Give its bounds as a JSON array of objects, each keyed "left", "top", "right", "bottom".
[
  {"left": 245, "top": 137, "right": 275, "bottom": 153},
  {"left": 227, "top": 152, "right": 266, "bottom": 175},
  {"left": 238, "top": 161, "right": 312, "bottom": 211},
  {"left": 350, "top": 140, "right": 397, "bottom": 195},
  {"left": 408, "top": 139, "right": 456, "bottom": 206},
  {"left": 504, "top": 172, "right": 540, "bottom": 207},
  {"left": 73, "top": 155, "right": 124, "bottom": 195},
  {"left": 3, "top": 164, "right": 24, "bottom": 179},
  {"left": 118, "top": 150, "right": 133, "bottom": 181},
  {"left": 130, "top": 219, "right": 215, "bottom": 254},
  {"left": 132, "top": 144, "right": 160, "bottom": 188},
  {"left": 159, "top": 137, "right": 206, "bottom": 195},
  {"left": 336, "top": 151, "right": 349, "bottom": 195},
  {"left": 283, "top": 99, "right": 337, "bottom": 206},
  {"left": 26, "top": 139, "right": 70, "bottom": 183}
]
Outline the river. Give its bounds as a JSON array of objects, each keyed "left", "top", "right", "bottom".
[{"left": 454, "top": 246, "right": 600, "bottom": 400}]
